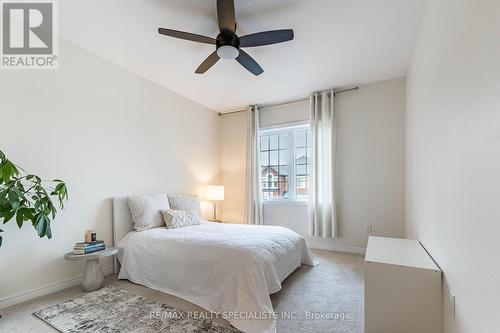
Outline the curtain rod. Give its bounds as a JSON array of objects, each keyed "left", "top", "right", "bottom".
[{"left": 218, "top": 86, "right": 359, "bottom": 116}]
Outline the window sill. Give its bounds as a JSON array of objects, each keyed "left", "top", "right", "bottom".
[{"left": 262, "top": 200, "right": 311, "bottom": 206}]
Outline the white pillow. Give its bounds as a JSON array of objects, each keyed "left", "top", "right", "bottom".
[
  {"left": 167, "top": 194, "right": 202, "bottom": 217},
  {"left": 161, "top": 209, "right": 200, "bottom": 229},
  {"left": 128, "top": 193, "right": 169, "bottom": 231}
]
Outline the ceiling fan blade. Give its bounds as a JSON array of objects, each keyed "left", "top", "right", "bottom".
[
  {"left": 158, "top": 28, "right": 216, "bottom": 44},
  {"left": 217, "top": 0, "right": 236, "bottom": 33},
  {"left": 195, "top": 51, "right": 220, "bottom": 74},
  {"left": 236, "top": 49, "right": 263, "bottom": 76},
  {"left": 240, "top": 29, "right": 294, "bottom": 47}
]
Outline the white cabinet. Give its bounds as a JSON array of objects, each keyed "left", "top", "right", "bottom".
[{"left": 365, "top": 236, "right": 442, "bottom": 333}]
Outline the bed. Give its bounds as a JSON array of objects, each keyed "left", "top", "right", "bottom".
[{"left": 112, "top": 196, "right": 316, "bottom": 333}]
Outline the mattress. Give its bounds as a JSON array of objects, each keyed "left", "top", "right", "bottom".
[{"left": 117, "top": 221, "right": 315, "bottom": 333}]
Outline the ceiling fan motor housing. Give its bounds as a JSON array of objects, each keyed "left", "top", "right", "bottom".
[{"left": 216, "top": 32, "right": 240, "bottom": 50}]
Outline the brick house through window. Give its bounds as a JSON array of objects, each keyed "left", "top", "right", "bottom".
[
  {"left": 259, "top": 125, "right": 311, "bottom": 201},
  {"left": 261, "top": 166, "right": 288, "bottom": 198}
]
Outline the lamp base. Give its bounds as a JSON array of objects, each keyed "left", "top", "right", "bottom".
[{"left": 211, "top": 200, "right": 222, "bottom": 222}]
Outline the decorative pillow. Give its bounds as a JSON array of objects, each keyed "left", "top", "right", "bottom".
[
  {"left": 161, "top": 209, "right": 200, "bottom": 229},
  {"left": 167, "top": 194, "right": 202, "bottom": 217},
  {"left": 127, "top": 193, "right": 170, "bottom": 231}
]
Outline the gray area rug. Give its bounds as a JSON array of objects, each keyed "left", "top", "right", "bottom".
[{"left": 33, "top": 286, "right": 242, "bottom": 333}]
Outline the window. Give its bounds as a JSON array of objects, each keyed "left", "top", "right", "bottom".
[
  {"left": 260, "top": 124, "right": 311, "bottom": 201},
  {"left": 260, "top": 131, "right": 289, "bottom": 199},
  {"left": 294, "top": 128, "right": 311, "bottom": 200}
]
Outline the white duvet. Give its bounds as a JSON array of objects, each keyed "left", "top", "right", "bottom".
[{"left": 117, "top": 222, "right": 315, "bottom": 333}]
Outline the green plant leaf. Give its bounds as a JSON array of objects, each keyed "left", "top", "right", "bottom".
[
  {"left": 0, "top": 150, "right": 68, "bottom": 247},
  {"left": 16, "top": 210, "right": 24, "bottom": 228},
  {"left": 0, "top": 164, "right": 9, "bottom": 183},
  {"left": 46, "top": 223, "right": 52, "bottom": 239},
  {"left": 34, "top": 213, "right": 47, "bottom": 237},
  {"left": 11, "top": 200, "right": 20, "bottom": 210},
  {"left": 0, "top": 204, "right": 10, "bottom": 216},
  {"left": 1, "top": 160, "right": 19, "bottom": 182},
  {"left": 19, "top": 207, "right": 34, "bottom": 220},
  {"left": 3, "top": 207, "right": 16, "bottom": 223}
]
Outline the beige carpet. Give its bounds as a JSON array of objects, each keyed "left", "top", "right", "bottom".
[
  {"left": 272, "top": 250, "right": 364, "bottom": 333},
  {"left": 1, "top": 249, "right": 364, "bottom": 333}
]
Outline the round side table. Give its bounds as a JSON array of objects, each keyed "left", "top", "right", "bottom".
[{"left": 64, "top": 247, "right": 119, "bottom": 292}]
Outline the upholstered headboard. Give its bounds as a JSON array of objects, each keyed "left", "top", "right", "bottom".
[
  {"left": 112, "top": 196, "right": 134, "bottom": 273},
  {"left": 112, "top": 196, "right": 134, "bottom": 245}
]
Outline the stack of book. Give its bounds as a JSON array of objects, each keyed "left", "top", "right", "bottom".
[{"left": 73, "top": 240, "right": 106, "bottom": 255}]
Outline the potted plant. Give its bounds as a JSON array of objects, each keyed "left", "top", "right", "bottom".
[{"left": 0, "top": 150, "right": 68, "bottom": 247}]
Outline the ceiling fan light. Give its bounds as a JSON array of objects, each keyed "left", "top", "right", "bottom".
[{"left": 217, "top": 45, "right": 239, "bottom": 60}]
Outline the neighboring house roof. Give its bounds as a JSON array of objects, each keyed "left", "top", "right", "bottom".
[
  {"left": 296, "top": 155, "right": 309, "bottom": 164},
  {"left": 261, "top": 156, "right": 310, "bottom": 177},
  {"left": 262, "top": 166, "right": 284, "bottom": 176}
]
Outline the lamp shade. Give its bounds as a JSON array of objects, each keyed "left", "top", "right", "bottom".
[
  {"left": 206, "top": 185, "right": 224, "bottom": 201},
  {"left": 217, "top": 45, "right": 239, "bottom": 60}
]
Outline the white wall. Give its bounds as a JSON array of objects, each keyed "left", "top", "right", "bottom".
[
  {"left": 406, "top": 0, "right": 500, "bottom": 332},
  {"left": 0, "top": 41, "right": 220, "bottom": 306},
  {"left": 260, "top": 100, "right": 310, "bottom": 128},
  {"left": 220, "top": 78, "right": 406, "bottom": 252}
]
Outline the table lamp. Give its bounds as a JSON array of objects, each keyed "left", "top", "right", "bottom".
[{"left": 206, "top": 185, "right": 224, "bottom": 222}]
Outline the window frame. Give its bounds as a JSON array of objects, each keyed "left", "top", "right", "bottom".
[{"left": 259, "top": 122, "right": 311, "bottom": 203}]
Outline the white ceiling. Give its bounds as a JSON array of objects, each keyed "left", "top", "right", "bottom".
[{"left": 60, "top": 0, "right": 424, "bottom": 111}]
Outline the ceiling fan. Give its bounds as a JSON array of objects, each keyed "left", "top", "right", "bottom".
[{"left": 158, "top": 0, "right": 294, "bottom": 76}]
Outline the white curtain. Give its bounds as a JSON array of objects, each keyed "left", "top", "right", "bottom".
[
  {"left": 310, "top": 90, "right": 337, "bottom": 238},
  {"left": 245, "top": 105, "right": 263, "bottom": 225}
]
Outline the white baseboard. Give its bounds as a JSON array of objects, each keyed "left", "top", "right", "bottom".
[
  {"left": 0, "top": 265, "right": 114, "bottom": 310},
  {"left": 309, "top": 242, "right": 366, "bottom": 255}
]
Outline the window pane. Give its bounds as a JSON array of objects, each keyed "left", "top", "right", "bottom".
[
  {"left": 260, "top": 152, "right": 268, "bottom": 166},
  {"left": 296, "top": 164, "right": 307, "bottom": 175},
  {"left": 296, "top": 176, "right": 307, "bottom": 188},
  {"left": 279, "top": 165, "right": 288, "bottom": 176},
  {"left": 279, "top": 181, "right": 289, "bottom": 199},
  {"left": 296, "top": 147, "right": 306, "bottom": 161},
  {"left": 295, "top": 130, "right": 307, "bottom": 147},
  {"left": 270, "top": 150, "right": 278, "bottom": 165},
  {"left": 279, "top": 150, "right": 288, "bottom": 165},
  {"left": 270, "top": 135, "right": 279, "bottom": 150},
  {"left": 296, "top": 176, "right": 310, "bottom": 198},
  {"left": 294, "top": 128, "right": 311, "bottom": 200},
  {"left": 260, "top": 136, "right": 269, "bottom": 151},
  {"left": 279, "top": 134, "right": 288, "bottom": 149}
]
